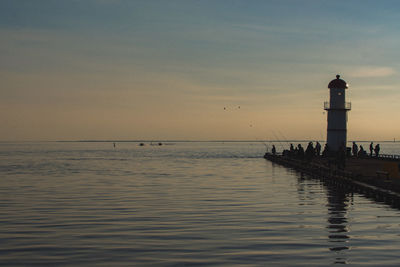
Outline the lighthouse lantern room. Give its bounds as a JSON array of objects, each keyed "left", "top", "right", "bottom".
[{"left": 324, "top": 75, "right": 351, "bottom": 152}]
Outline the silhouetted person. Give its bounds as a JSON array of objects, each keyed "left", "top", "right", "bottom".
[
  {"left": 358, "top": 145, "right": 367, "bottom": 158},
  {"left": 374, "top": 144, "right": 380, "bottom": 157},
  {"left": 352, "top": 142, "right": 358, "bottom": 157},
  {"left": 288, "top": 143, "right": 295, "bottom": 158},
  {"left": 305, "top": 142, "right": 315, "bottom": 161},
  {"left": 282, "top": 149, "right": 291, "bottom": 157},
  {"left": 315, "top": 141, "right": 321, "bottom": 156},
  {"left": 272, "top": 145, "right": 276, "bottom": 155},
  {"left": 322, "top": 144, "right": 330, "bottom": 157},
  {"left": 369, "top": 142, "right": 374, "bottom": 157},
  {"left": 290, "top": 143, "right": 294, "bottom": 153},
  {"left": 297, "top": 144, "right": 304, "bottom": 159}
]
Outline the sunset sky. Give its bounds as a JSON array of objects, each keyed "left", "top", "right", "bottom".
[{"left": 1, "top": 0, "right": 400, "bottom": 141}]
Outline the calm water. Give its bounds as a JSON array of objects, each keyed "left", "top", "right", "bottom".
[{"left": 1, "top": 141, "right": 400, "bottom": 266}]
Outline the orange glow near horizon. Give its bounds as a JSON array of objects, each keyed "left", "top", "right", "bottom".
[{"left": 1, "top": 2, "right": 400, "bottom": 141}]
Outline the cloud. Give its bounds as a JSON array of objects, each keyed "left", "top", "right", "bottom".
[{"left": 349, "top": 66, "right": 396, "bottom": 78}]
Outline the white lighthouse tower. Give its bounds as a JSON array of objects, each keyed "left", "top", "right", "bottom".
[{"left": 324, "top": 75, "right": 351, "bottom": 152}]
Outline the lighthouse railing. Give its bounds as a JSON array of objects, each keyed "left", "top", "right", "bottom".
[{"left": 324, "top": 101, "right": 351, "bottom": 110}]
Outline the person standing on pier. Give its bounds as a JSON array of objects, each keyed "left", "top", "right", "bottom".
[
  {"left": 358, "top": 145, "right": 367, "bottom": 158},
  {"left": 297, "top": 144, "right": 304, "bottom": 159},
  {"left": 352, "top": 142, "right": 358, "bottom": 157},
  {"left": 272, "top": 145, "right": 276, "bottom": 155},
  {"left": 374, "top": 144, "right": 380, "bottom": 158},
  {"left": 315, "top": 142, "right": 321, "bottom": 156},
  {"left": 305, "top": 142, "right": 315, "bottom": 161},
  {"left": 322, "top": 144, "right": 330, "bottom": 157},
  {"left": 369, "top": 142, "right": 374, "bottom": 157},
  {"left": 290, "top": 143, "right": 295, "bottom": 156}
]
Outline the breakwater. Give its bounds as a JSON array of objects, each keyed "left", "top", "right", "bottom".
[{"left": 264, "top": 153, "right": 400, "bottom": 208}]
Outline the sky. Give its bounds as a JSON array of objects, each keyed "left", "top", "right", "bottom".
[{"left": 1, "top": 0, "right": 400, "bottom": 141}]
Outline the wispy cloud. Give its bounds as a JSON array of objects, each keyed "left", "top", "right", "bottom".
[{"left": 349, "top": 66, "right": 396, "bottom": 78}]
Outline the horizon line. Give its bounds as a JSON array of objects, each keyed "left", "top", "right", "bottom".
[{"left": 0, "top": 139, "right": 396, "bottom": 143}]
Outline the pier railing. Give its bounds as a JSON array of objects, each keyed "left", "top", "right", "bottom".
[
  {"left": 378, "top": 154, "right": 400, "bottom": 160},
  {"left": 273, "top": 152, "right": 400, "bottom": 161}
]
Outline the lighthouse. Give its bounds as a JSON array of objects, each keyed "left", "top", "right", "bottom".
[{"left": 324, "top": 75, "right": 351, "bottom": 152}]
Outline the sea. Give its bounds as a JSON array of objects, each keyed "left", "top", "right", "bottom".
[{"left": 1, "top": 141, "right": 400, "bottom": 266}]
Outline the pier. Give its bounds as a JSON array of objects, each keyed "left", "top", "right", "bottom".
[
  {"left": 262, "top": 75, "right": 400, "bottom": 208},
  {"left": 264, "top": 153, "right": 400, "bottom": 208}
]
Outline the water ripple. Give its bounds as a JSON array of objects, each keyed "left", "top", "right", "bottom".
[{"left": 1, "top": 142, "right": 400, "bottom": 266}]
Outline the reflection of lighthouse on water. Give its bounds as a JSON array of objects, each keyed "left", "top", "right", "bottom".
[{"left": 326, "top": 184, "right": 352, "bottom": 264}]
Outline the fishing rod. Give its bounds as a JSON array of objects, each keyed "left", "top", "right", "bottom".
[
  {"left": 260, "top": 133, "right": 274, "bottom": 153},
  {"left": 256, "top": 129, "right": 274, "bottom": 153},
  {"left": 277, "top": 129, "right": 292, "bottom": 150},
  {"left": 257, "top": 138, "right": 269, "bottom": 149},
  {"left": 255, "top": 137, "right": 270, "bottom": 154},
  {"left": 245, "top": 120, "right": 270, "bottom": 154},
  {"left": 259, "top": 128, "right": 280, "bottom": 151},
  {"left": 271, "top": 130, "right": 286, "bottom": 152}
]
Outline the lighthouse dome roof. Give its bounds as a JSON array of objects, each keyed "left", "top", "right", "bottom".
[{"left": 328, "top": 75, "right": 348, "bottom": 89}]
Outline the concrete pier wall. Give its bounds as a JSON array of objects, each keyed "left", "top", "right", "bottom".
[{"left": 264, "top": 153, "right": 400, "bottom": 209}]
